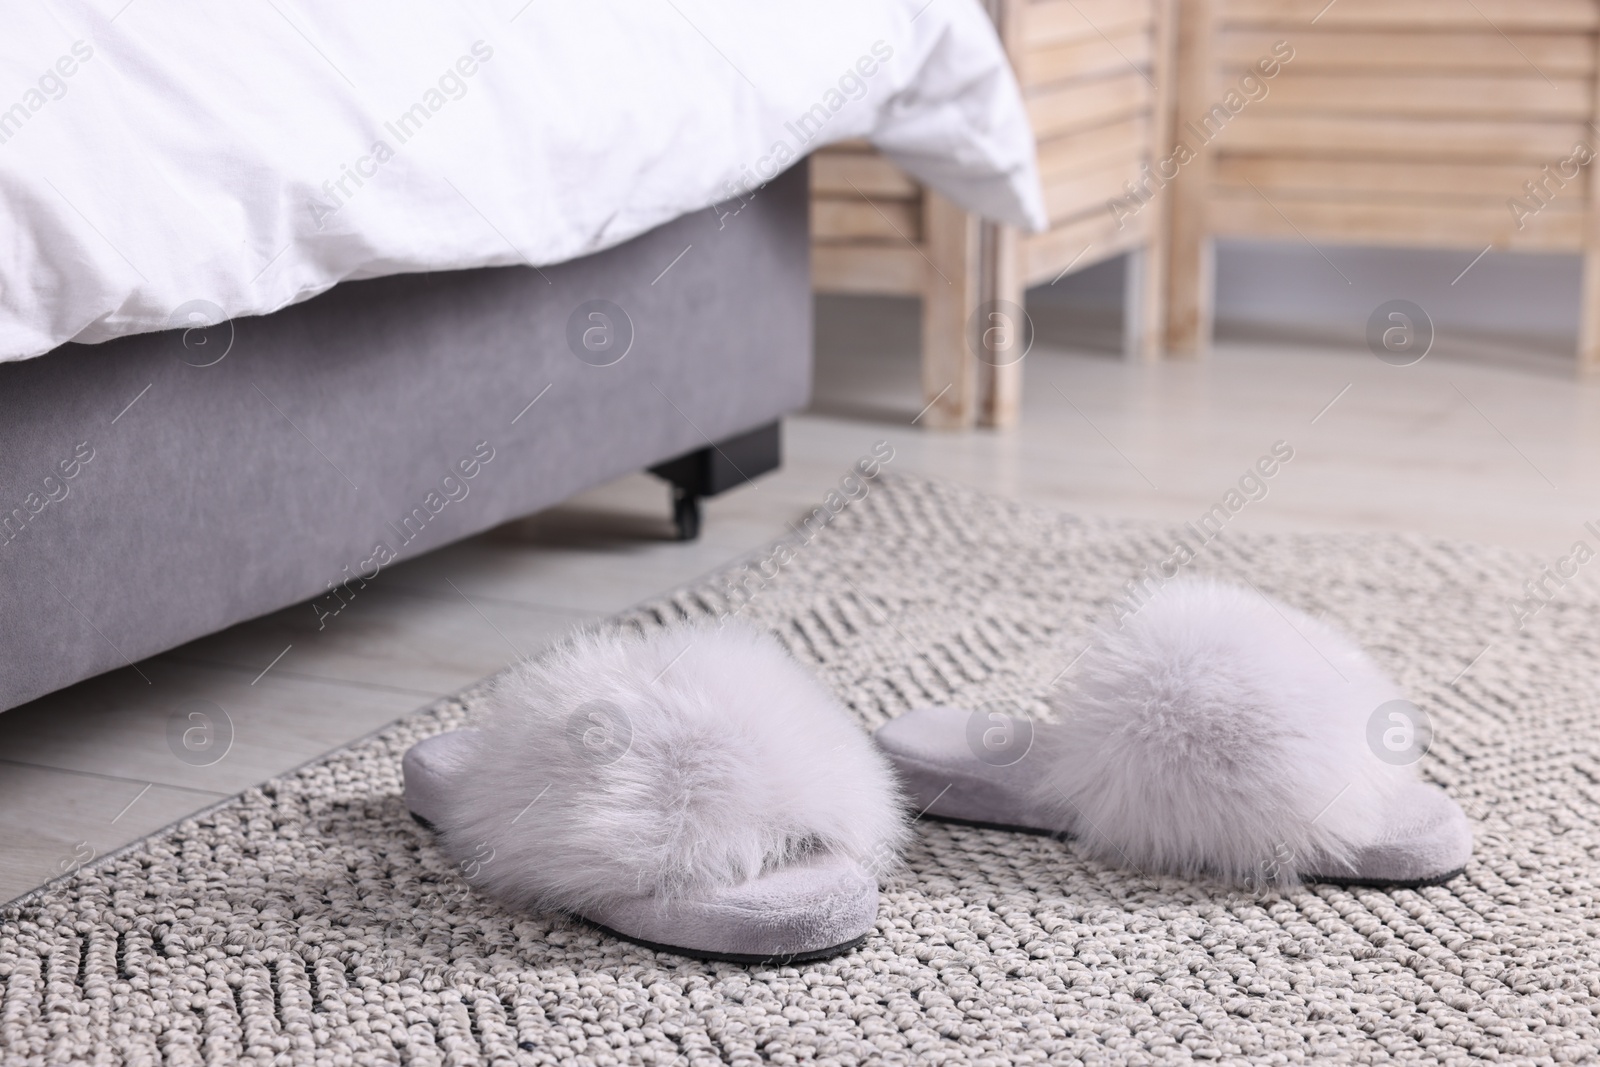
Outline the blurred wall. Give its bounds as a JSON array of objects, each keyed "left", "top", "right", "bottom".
[{"left": 1037, "top": 244, "right": 1582, "bottom": 354}]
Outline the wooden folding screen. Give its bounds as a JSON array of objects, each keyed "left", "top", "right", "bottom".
[
  {"left": 812, "top": 0, "right": 1179, "bottom": 428},
  {"left": 1163, "top": 0, "right": 1600, "bottom": 366}
]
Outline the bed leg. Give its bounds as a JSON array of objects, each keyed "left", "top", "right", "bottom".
[
  {"left": 668, "top": 488, "right": 702, "bottom": 542},
  {"left": 649, "top": 421, "right": 781, "bottom": 541}
]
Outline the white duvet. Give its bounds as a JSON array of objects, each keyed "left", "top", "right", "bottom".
[{"left": 0, "top": 0, "right": 1045, "bottom": 363}]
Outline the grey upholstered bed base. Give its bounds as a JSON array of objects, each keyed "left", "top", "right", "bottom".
[{"left": 0, "top": 164, "right": 811, "bottom": 713}]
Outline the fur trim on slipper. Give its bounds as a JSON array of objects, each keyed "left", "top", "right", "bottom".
[
  {"left": 1032, "top": 578, "right": 1418, "bottom": 885},
  {"left": 430, "top": 622, "right": 908, "bottom": 913}
]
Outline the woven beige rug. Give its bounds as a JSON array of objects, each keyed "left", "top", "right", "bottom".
[{"left": 5, "top": 473, "right": 1599, "bottom": 1065}]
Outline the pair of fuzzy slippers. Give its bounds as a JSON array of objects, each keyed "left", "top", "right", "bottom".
[{"left": 403, "top": 579, "right": 1472, "bottom": 964}]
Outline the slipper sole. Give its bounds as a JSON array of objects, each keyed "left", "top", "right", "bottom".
[{"left": 578, "top": 918, "right": 870, "bottom": 965}]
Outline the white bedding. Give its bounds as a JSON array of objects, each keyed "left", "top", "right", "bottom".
[{"left": 0, "top": 0, "right": 1045, "bottom": 363}]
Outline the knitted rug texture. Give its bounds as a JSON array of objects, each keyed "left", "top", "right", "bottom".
[{"left": 4, "top": 473, "right": 1600, "bottom": 1065}]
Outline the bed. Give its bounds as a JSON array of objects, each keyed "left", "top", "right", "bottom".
[{"left": 0, "top": 0, "right": 1044, "bottom": 714}]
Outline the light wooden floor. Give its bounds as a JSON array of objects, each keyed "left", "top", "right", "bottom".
[{"left": 5, "top": 294, "right": 1599, "bottom": 905}]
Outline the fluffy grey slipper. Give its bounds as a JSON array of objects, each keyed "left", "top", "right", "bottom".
[
  {"left": 403, "top": 622, "right": 907, "bottom": 963},
  {"left": 874, "top": 579, "right": 1472, "bottom": 889}
]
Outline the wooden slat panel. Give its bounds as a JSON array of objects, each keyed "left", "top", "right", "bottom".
[
  {"left": 1037, "top": 116, "right": 1151, "bottom": 180},
  {"left": 1019, "top": 28, "right": 1152, "bottom": 87},
  {"left": 1021, "top": 0, "right": 1154, "bottom": 46},
  {"left": 812, "top": 242, "right": 925, "bottom": 295},
  {"left": 1251, "top": 73, "right": 1591, "bottom": 120},
  {"left": 811, "top": 151, "right": 919, "bottom": 199},
  {"left": 1217, "top": 115, "right": 1588, "bottom": 161},
  {"left": 812, "top": 199, "right": 921, "bottom": 242},
  {"left": 1028, "top": 70, "right": 1151, "bottom": 140},
  {"left": 1044, "top": 157, "right": 1140, "bottom": 222},
  {"left": 1221, "top": 0, "right": 1598, "bottom": 31},
  {"left": 1208, "top": 188, "right": 1585, "bottom": 249},
  {"left": 1214, "top": 156, "right": 1590, "bottom": 201},
  {"left": 1020, "top": 208, "right": 1147, "bottom": 286},
  {"left": 1218, "top": 30, "right": 1596, "bottom": 75}
]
